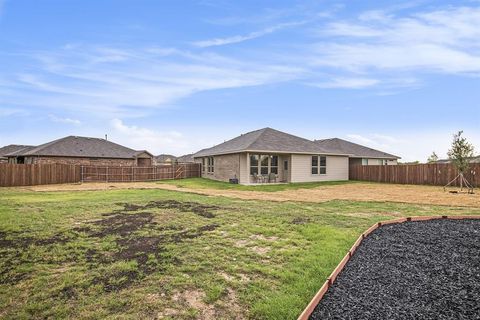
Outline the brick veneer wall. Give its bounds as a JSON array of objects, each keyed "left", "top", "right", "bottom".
[
  {"left": 198, "top": 153, "right": 240, "bottom": 182},
  {"left": 27, "top": 156, "right": 137, "bottom": 166}
]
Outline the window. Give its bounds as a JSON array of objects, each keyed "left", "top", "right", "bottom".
[
  {"left": 207, "top": 157, "right": 214, "bottom": 173},
  {"left": 250, "top": 155, "right": 259, "bottom": 175},
  {"left": 260, "top": 155, "right": 269, "bottom": 175},
  {"left": 362, "top": 159, "right": 368, "bottom": 165},
  {"left": 270, "top": 156, "right": 278, "bottom": 174},
  {"left": 311, "top": 156, "right": 318, "bottom": 174},
  {"left": 312, "top": 155, "right": 327, "bottom": 175},
  {"left": 320, "top": 156, "right": 327, "bottom": 174},
  {"left": 250, "top": 154, "right": 278, "bottom": 176},
  {"left": 284, "top": 160, "right": 288, "bottom": 171},
  {"left": 202, "top": 158, "right": 205, "bottom": 172}
]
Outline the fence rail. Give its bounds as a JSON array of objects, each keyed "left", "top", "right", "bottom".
[
  {"left": 0, "top": 163, "right": 201, "bottom": 187},
  {"left": 80, "top": 163, "right": 201, "bottom": 182},
  {"left": 349, "top": 163, "right": 479, "bottom": 187}
]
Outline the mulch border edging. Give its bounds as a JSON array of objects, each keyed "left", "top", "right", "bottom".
[{"left": 297, "top": 215, "right": 480, "bottom": 320}]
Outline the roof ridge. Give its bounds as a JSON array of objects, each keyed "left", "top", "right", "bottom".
[{"left": 243, "top": 127, "right": 270, "bottom": 150}]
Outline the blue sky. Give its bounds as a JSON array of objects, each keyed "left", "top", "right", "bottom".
[{"left": 0, "top": 0, "right": 479, "bottom": 161}]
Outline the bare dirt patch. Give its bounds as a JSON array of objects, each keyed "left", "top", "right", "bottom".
[
  {"left": 117, "top": 200, "right": 219, "bottom": 218},
  {"left": 0, "top": 200, "right": 220, "bottom": 290},
  {"left": 250, "top": 246, "right": 271, "bottom": 255},
  {"left": 23, "top": 182, "right": 480, "bottom": 207}
]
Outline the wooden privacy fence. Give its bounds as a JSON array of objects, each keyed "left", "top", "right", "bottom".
[
  {"left": 349, "top": 163, "right": 479, "bottom": 187},
  {"left": 80, "top": 163, "right": 201, "bottom": 182},
  {"left": 0, "top": 163, "right": 81, "bottom": 187},
  {"left": 0, "top": 163, "right": 201, "bottom": 187}
]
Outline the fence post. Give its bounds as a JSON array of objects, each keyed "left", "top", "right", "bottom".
[{"left": 81, "top": 165, "right": 84, "bottom": 183}]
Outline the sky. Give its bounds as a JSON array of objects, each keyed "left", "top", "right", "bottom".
[{"left": 0, "top": 0, "right": 479, "bottom": 162}]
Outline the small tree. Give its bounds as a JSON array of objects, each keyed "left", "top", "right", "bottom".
[
  {"left": 427, "top": 151, "right": 438, "bottom": 163},
  {"left": 447, "top": 131, "right": 474, "bottom": 173},
  {"left": 444, "top": 131, "right": 475, "bottom": 192}
]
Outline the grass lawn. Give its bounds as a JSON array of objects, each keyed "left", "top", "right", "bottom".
[
  {"left": 157, "top": 177, "right": 356, "bottom": 192},
  {"left": 1, "top": 187, "right": 479, "bottom": 319}
]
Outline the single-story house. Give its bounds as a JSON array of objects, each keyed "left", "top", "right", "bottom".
[
  {"left": 313, "top": 138, "right": 400, "bottom": 166},
  {"left": 193, "top": 128, "right": 400, "bottom": 185},
  {"left": 154, "top": 154, "right": 177, "bottom": 165},
  {"left": 0, "top": 145, "right": 35, "bottom": 163},
  {"left": 5, "top": 136, "right": 153, "bottom": 166}
]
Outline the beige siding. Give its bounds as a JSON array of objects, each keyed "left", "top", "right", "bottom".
[
  {"left": 363, "top": 158, "right": 398, "bottom": 165},
  {"left": 290, "top": 154, "right": 348, "bottom": 183},
  {"left": 239, "top": 153, "right": 248, "bottom": 184}
]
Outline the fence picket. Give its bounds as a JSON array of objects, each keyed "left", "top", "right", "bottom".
[
  {"left": 0, "top": 163, "right": 202, "bottom": 187},
  {"left": 350, "top": 163, "right": 479, "bottom": 187}
]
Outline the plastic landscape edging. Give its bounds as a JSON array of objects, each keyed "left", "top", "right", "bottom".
[{"left": 297, "top": 215, "right": 480, "bottom": 320}]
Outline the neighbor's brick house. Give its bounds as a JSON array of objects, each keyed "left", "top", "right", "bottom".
[
  {"left": 4, "top": 136, "right": 153, "bottom": 166},
  {"left": 0, "top": 145, "right": 34, "bottom": 163}
]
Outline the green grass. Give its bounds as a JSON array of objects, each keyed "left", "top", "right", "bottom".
[
  {"left": 157, "top": 177, "right": 357, "bottom": 192},
  {"left": 0, "top": 187, "right": 479, "bottom": 319}
]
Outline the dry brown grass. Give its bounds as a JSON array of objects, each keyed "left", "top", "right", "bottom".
[{"left": 19, "top": 181, "right": 480, "bottom": 207}]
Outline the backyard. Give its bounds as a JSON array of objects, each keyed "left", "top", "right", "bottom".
[{"left": 1, "top": 181, "right": 480, "bottom": 319}]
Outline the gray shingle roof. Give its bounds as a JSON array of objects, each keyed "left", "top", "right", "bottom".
[
  {"left": 194, "top": 128, "right": 350, "bottom": 157},
  {"left": 155, "top": 154, "right": 177, "bottom": 162},
  {"left": 5, "top": 136, "right": 152, "bottom": 159},
  {"left": 0, "top": 145, "right": 35, "bottom": 158},
  {"left": 177, "top": 154, "right": 194, "bottom": 163},
  {"left": 314, "top": 138, "right": 400, "bottom": 159}
]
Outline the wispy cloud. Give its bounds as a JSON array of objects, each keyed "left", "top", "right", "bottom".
[
  {"left": 0, "top": 107, "right": 27, "bottom": 117},
  {"left": 309, "top": 77, "right": 379, "bottom": 89},
  {"left": 110, "top": 118, "right": 188, "bottom": 154},
  {"left": 192, "top": 21, "right": 305, "bottom": 47},
  {"left": 312, "top": 6, "right": 480, "bottom": 75},
  {"left": 0, "top": 45, "right": 305, "bottom": 117},
  {"left": 48, "top": 114, "right": 81, "bottom": 125}
]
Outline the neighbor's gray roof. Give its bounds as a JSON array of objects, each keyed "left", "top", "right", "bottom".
[
  {"left": 155, "top": 154, "right": 177, "bottom": 162},
  {"left": 5, "top": 136, "right": 153, "bottom": 159},
  {"left": 194, "top": 128, "right": 350, "bottom": 157},
  {"left": 314, "top": 138, "right": 400, "bottom": 159},
  {"left": 177, "top": 153, "right": 194, "bottom": 163},
  {"left": 0, "top": 145, "right": 35, "bottom": 159}
]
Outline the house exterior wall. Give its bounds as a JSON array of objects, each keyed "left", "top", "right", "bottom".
[
  {"left": 197, "top": 153, "right": 349, "bottom": 184},
  {"left": 239, "top": 153, "right": 249, "bottom": 184},
  {"left": 290, "top": 154, "right": 349, "bottom": 183},
  {"left": 350, "top": 158, "right": 398, "bottom": 166},
  {"left": 197, "top": 154, "right": 241, "bottom": 182},
  {"left": 24, "top": 156, "right": 137, "bottom": 166}
]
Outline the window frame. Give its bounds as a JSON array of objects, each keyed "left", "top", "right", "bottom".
[
  {"left": 249, "top": 154, "right": 279, "bottom": 176},
  {"left": 311, "top": 155, "right": 327, "bottom": 175},
  {"left": 207, "top": 156, "right": 214, "bottom": 173}
]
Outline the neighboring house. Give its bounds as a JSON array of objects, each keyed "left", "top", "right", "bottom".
[
  {"left": 176, "top": 153, "right": 194, "bottom": 163},
  {"left": 193, "top": 127, "right": 352, "bottom": 185},
  {"left": 436, "top": 156, "right": 480, "bottom": 164},
  {"left": 5, "top": 136, "right": 153, "bottom": 166},
  {"left": 0, "top": 145, "right": 35, "bottom": 163},
  {"left": 314, "top": 138, "right": 400, "bottom": 166},
  {"left": 154, "top": 154, "right": 177, "bottom": 165}
]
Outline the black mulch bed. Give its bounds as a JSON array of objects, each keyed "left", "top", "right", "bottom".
[{"left": 310, "top": 219, "right": 480, "bottom": 320}]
